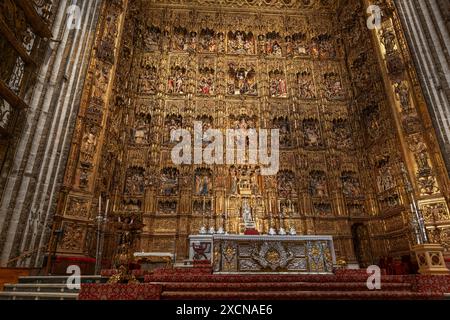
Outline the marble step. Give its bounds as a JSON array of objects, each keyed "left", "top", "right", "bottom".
[
  {"left": 161, "top": 290, "right": 442, "bottom": 300},
  {"left": 17, "top": 275, "right": 103, "bottom": 285},
  {"left": 3, "top": 283, "right": 79, "bottom": 294},
  {"left": 0, "top": 291, "right": 78, "bottom": 300},
  {"left": 154, "top": 281, "right": 413, "bottom": 292}
]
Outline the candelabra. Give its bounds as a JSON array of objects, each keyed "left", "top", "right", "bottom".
[
  {"left": 287, "top": 198, "right": 297, "bottom": 236},
  {"left": 199, "top": 196, "right": 207, "bottom": 234},
  {"left": 95, "top": 197, "right": 109, "bottom": 275},
  {"left": 278, "top": 201, "right": 287, "bottom": 235}
]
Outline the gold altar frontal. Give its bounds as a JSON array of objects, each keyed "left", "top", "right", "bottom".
[{"left": 204, "top": 235, "right": 336, "bottom": 274}]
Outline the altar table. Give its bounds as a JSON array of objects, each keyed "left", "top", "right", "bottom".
[{"left": 189, "top": 234, "right": 336, "bottom": 274}]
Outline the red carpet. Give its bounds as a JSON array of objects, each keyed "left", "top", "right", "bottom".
[{"left": 79, "top": 268, "right": 450, "bottom": 300}]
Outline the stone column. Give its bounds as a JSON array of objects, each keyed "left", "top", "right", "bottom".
[
  {"left": 0, "top": 0, "right": 103, "bottom": 267},
  {"left": 395, "top": 0, "right": 450, "bottom": 177}
]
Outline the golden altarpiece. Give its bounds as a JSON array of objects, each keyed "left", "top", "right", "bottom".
[{"left": 51, "top": 0, "right": 450, "bottom": 269}]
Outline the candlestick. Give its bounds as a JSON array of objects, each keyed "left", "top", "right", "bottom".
[{"left": 105, "top": 199, "right": 110, "bottom": 219}]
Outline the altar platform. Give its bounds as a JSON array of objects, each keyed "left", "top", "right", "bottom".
[{"left": 189, "top": 234, "right": 336, "bottom": 274}]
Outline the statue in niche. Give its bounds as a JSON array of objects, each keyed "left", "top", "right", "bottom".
[
  {"left": 125, "top": 167, "right": 145, "bottom": 195},
  {"left": 277, "top": 170, "right": 295, "bottom": 195},
  {"left": 193, "top": 199, "right": 211, "bottom": 213},
  {"left": 172, "top": 26, "right": 189, "bottom": 51},
  {"left": 143, "top": 25, "right": 161, "bottom": 52},
  {"left": 158, "top": 201, "right": 177, "bottom": 214},
  {"left": 363, "top": 104, "right": 381, "bottom": 140},
  {"left": 199, "top": 28, "right": 217, "bottom": 53},
  {"left": 160, "top": 168, "right": 179, "bottom": 196},
  {"left": 227, "top": 63, "right": 257, "bottom": 96},
  {"left": 230, "top": 115, "right": 257, "bottom": 151},
  {"left": 263, "top": 32, "right": 283, "bottom": 56},
  {"left": 309, "top": 171, "right": 328, "bottom": 197},
  {"left": 273, "top": 117, "right": 292, "bottom": 148},
  {"left": 409, "top": 135, "right": 432, "bottom": 176},
  {"left": 394, "top": 80, "right": 412, "bottom": 112},
  {"left": 194, "top": 168, "right": 213, "bottom": 196},
  {"left": 198, "top": 66, "right": 214, "bottom": 95},
  {"left": 341, "top": 171, "right": 361, "bottom": 197},
  {"left": 132, "top": 114, "right": 151, "bottom": 145},
  {"left": 164, "top": 114, "right": 182, "bottom": 143},
  {"left": 297, "top": 70, "right": 316, "bottom": 99},
  {"left": 285, "top": 35, "right": 294, "bottom": 56},
  {"left": 230, "top": 167, "right": 239, "bottom": 194},
  {"left": 81, "top": 126, "right": 98, "bottom": 163},
  {"left": 312, "top": 34, "right": 336, "bottom": 59},
  {"left": 138, "top": 59, "right": 157, "bottom": 94},
  {"left": 291, "top": 32, "right": 309, "bottom": 57},
  {"left": 332, "top": 119, "right": 353, "bottom": 149},
  {"left": 269, "top": 70, "right": 287, "bottom": 98},
  {"left": 322, "top": 72, "right": 345, "bottom": 100},
  {"left": 314, "top": 202, "right": 332, "bottom": 216},
  {"left": 79, "top": 169, "right": 89, "bottom": 188},
  {"left": 195, "top": 115, "right": 214, "bottom": 143},
  {"left": 250, "top": 171, "right": 260, "bottom": 195},
  {"left": 303, "top": 119, "right": 322, "bottom": 148},
  {"left": 241, "top": 199, "right": 255, "bottom": 227},
  {"left": 168, "top": 65, "right": 186, "bottom": 94},
  {"left": 227, "top": 31, "right": 255, "bottom": 55},
  {"left": 376, "top": 157, "right": 396, "bottom": 192},
  {"left": 231, "top": 115, "right": 255, "bottom": 132},
  {"left": 187, "top": 31, "right": 198, "bottom": 52},
  {"left": 380, "top": 28, "right": 396, "bottom": 55}
]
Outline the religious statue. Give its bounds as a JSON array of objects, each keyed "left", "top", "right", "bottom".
[
  {"left": 291, "top": 32, "right": 309, "bottom": 57},
  {"left": 230, "top": 169, "right": 239, "bottom": 194},
  {"left": 133, "top": 115, "right": 150, "bottom": 144},
  {"left": 242, "top": 199, "right": 256, "bottom": 230},
  {"left": 161, "top": 167, "right": 179, "bottom": 195},
  {"left": 195, "top": 168, "right": 213, "bottom": 195},
  {"left": 108, "top": 213, "right": 143, "bottom": 284},
  {"left": 297, "top": 71, "right": 316, "bottom": 99},
  {"left": 228, "top": 31, "right": 255, "bottom": 55},
  {"left": 269, "top": 70, "right": 287, "bottom": 98},
  {"left": 323, "top": 72, "right": 345, "bottom": 100},
  {"left": 199, "top": 28, "right": 217, "bottom": 53},
  {"left": 143, "top": 25, "right": 161, "bottom": 52},
  {"left": 380, "top": 28, "right": 397, "bottom": 55},
  {"left": 332, "top": 119, "right": 353, "bottom": 149},
  {"left": 81, "top": 127, "right": 97, "bottom": 163},
  {"left": 394, "top": 80, "right": 412, "bottom": 112},
  {"left": 409, "top": 135, "right": 432, "bottom": 176},
  {"left": 168, "top": 65, "right": 186, "bottom": 94},
  {"left": 125, "top": 168, "right": 145, "bottom": 195},
  {"left": 227, "top": 63, "right": 257, "bottom": 96},
  {"left": 310, "top": 171, "right": 328, "bottom": 197},
  {"left": 303, "top": 119, "right": 322, "bottom": 148},
  {"left": 198, "top": 67, "right": 215, "bottom": 95}
]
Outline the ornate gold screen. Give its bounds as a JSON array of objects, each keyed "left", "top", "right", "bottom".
[{"left": 54, "top": 0, "right": 450, "bottom": 267}]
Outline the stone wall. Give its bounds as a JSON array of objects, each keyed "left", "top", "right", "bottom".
[{"left": 395, "top": 0, "right": 450, "bottom": 176}]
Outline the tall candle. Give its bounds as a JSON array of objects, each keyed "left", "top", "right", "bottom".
[
  {"left": 225, "top": 199, "right": 228, "bottom": 219},
  {"left": 105, "top": 199, "right": 110, "bottom": 219},
  {"left": 98, "top": 196, "right": 102, "bottom": 214}
]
